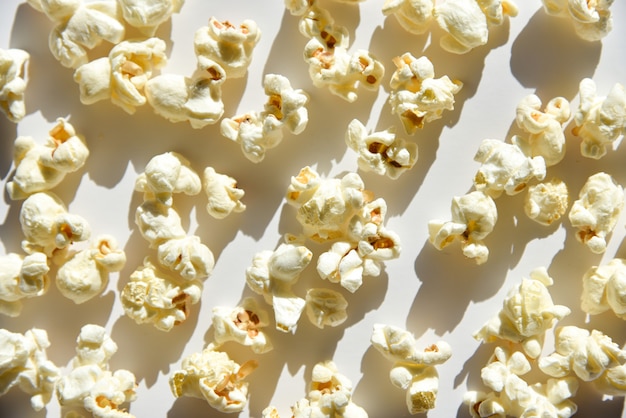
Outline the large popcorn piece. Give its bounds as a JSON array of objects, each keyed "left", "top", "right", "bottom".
[
  {"left": 7, "top": 118, "right": 89, "bottom": 200},
  {"left": 27, "top": 0, "right": 125, "bottom": 69},
  {"left": 0, "top": 48, "right": 29, "bottom": 123},
  {"left": 134, "top": 199, "right": 186, "bottom": 248},
  {"left": 0, "top": 328, "right": 60, "bottom": 411},
  {"left": 194, "top": 17, "right": 261, "bottom": 79},
  {"left": 118, "top": 0, "right": 184, "bottom": 35},
  {"left": 74, "top": 37, "right": 167, "bottom": 114},
  {"left": 382, "top": 0, "right": 434, "bottom": 35},
  {"left": 157, "top": 236, "right": 214, "bottom": 281},
  {"left": 345, "top": 119, "right": 418, "bottom": 179},
  {"left": 20, "top": 191, "right": 91, "bottom": 256},
  {"left": 473, "top": 267, "right": 571, "bottom": 359},
  {"left": 389, "top": 53, "right": 462, "bottom": 135},
  {"left": 524, "top": 178, "right": 569, "bottom": 226},
  {"left": 428, "top": 190, "right": 497, "bottom": 264},
  {"left": 568, "top": 172, "right": 624, "bottom": 254},
  {"left": 203, "top": 167, "right": 246, "bottom": 219},
  {"left": 245, "top": 243, "right": 311, "bottom": 333},
  {"left": 572, "top": 78, "right": 626, "bottom": 159},
  {"left": 371, "top": 324, "right": 452, "bottom": 414},
  {"left": 0, "top": 252, "right": 49, "bottom": 317},
  {"left": 212, "top": 297, "right": 273, "bottom": 353},
  {"left": 465, "top": 346, "right": 578, "bottom": 418},
  {"left": 56, "top": 235, "right": 126, "bottom": 304},
  {"left": 541, "top": 0, "right": 615, "bottom": 41},
  {"left": 56, "top": 325, "right": 137, "bottom": 418},
  {"left": 581, "top": 258, "right": 626, "bottom": 318},
  {"left": 170, "top": 345, "right": 258, "bottom": 413},
  {"left": 305, "top": 288, "right": 348, "bottom": 329}
]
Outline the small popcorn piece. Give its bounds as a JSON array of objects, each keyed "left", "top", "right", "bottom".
[
  {"left": 568, "top": 172, "right": 624, "bottom": 254},
  {"left": 371, "top": 324, "right": 451, "bottom": 414},
  {"left": 572, "top": 78, "right": 626, "bottom": 159},
  {"left": 262, "top": 74, "right": 310, "bottom": 136},
  {"left": 194, "top": 17, "right": 261, "bottom": 79},
  {"left": 389, "top": 53, "right": 462, "bottom": 135},
  {"left": 305, "top": 288, "right": 348, "bottom": 328},
  {"left": 541, "top": 0, "right": 614, "bottom": 41},
  {"left": 382, "top": 0, "right": 435, "bottom": 35},
  {"left": 169, "top": 345, "right": 258, "bottom": 413},
  {"left": 581, "top": 258, "right": 626, "bottom": 318},
  {"left": 203, "top": 167, "right": 246, "bottom": 219},
  {"left": 345, "top": 119, "right": 418, "bottom": 179},
  {"left": 261, "top": 405, "right": 281, "bottom": 418},
  {"left": 157, "top": 236, "right": 215, "bottom": 281},
  {"left": 473, "top": 267, "right": 571, "bottom": 359},
  {"left": 118, "top": 0, "right": 184, "bottom": 36},
  {"left": 0, "top": 252, "right": 49, "bottom": 317},
  {"left": 212, "top": 297, "right": 273, "bottom": 353},
  {"left": 135, "top": 200, "right": 186, "bottom": 248},
  {"left": 428, "top": 190, "right": 497, "bottom": 264},
  {"left": 298, "top": 2, "right": 350, "bottom": 48},
  {"left": 524, "top": 178, "right": 569, "bottom": 226},
  {"left": 477, "top": 0, "right": 519, "bottom": 25},
  {"left": 7, "top": 118, "right": 89, "bottom": 200},
  {"left": 0, "top": 48, "right": 29, "bottom": 122}
]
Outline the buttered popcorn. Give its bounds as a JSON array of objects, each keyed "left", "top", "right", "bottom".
[
  {"left": 203, "top": 167, "right": 246, "bottom": 219},
  {"left": 0, "top": 48, "right": 29, "bottom": 123},
  {"left": 541, "top": 0, "right": 615, "bottom": 41},
  {"left": 118, "top": 0, "right": 184, "bottom": 36},
  {"left": 0, "top": 252, "right": 49, "bottom": 317},
  {"left": 212, "top": 297, "right": 273, "bottom": 353},
  {"left": 581, "top": 258, "right": 626, "bottom": 319},
  {"left": 524, "top": 178, "right": 569, "bottom": 226}
]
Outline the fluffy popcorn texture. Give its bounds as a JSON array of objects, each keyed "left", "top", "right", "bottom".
[
  {"left": 74, "top": 37, "right": 167, "bottom": 114},
  {"left": 203, "top": 167, "right": 246, "bottom": 219},
  {"left": 382, "top": 0, "right": 434, "bottom": 35},
  {"left": 121, "top": 258, "right": 203, "bottom": 331},
  {"left": 428, "top": 190, "right": 497, "bottom": 264},
  {"left": 0, "top": 328, "right": 60, "bottom": 411},
  {"left": 572, "top": 78, "right": 626, "bottom": 159},
  {"left": 298, "top": 2, "right": 350, "bottom": 49},
  {"left": 371, "top": 324, "right": 452, "bottom": 414},
  {"left": 568, "top": 172, "right": 624, "bottom": 254},
  {"left": 212, "top": 297, "right": 273, "bottom": 353},
  {"left": 20, "top": 191, "right": 91, "bottom": 256},
  {"left": 194, "top": 17, "right": 261, "bottom": 79},
  {"left": 169, "top": 345, "right": 258, "bottom": 413},
  {"left": 473, "top": 267, "right": 571, "bottom": 359},
  {"left": 541, "top": 0, "right": 615, "bottom": 41},
  {"left": 0, "top": 252, "right": 49, "bottom": 317},
  {"left": 305, "top": 288, "right": 348, "bottom": 328},
  {"left": 118, "top": 0, "right": 184, "bottom": 35},
  {"left": 524, "top": 178, "right": 569, "bottom": 226},
  {"left": 389, "top": 53, "right": 462, "bottom": 135},
  {"left": 245, "top": 243, "right": 311, "bottom": 333},
  {"left": 345, "top": 119, "right": 418, "bottom": 179},
  {"left": 157, "top": 236, "right": 214, "bottom": 281},
  {"left": 0, "top": 48, "right": 29, "bottom": 122},
  {"left": 135, "top": 199, "right": 186, "bottom": 248},
  {"left": 581, "top": 258, "right": 626, "bottom": 319},
  {"left": 7, "top": 118, "right": 89, "bottom": 200}
]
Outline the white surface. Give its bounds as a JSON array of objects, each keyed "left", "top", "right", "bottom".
[{"left": 1, "top": 0, "right": 626, "bottom": 417}]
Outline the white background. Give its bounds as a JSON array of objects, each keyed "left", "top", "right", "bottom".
[{"left": 1, "top": 0, "right": 626, "bottom": 417}]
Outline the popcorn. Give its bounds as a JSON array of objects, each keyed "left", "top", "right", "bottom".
[
  {"left": 169, "top": 344, "right": 258, "bottom": 413},
  {"left": 20, "top": 191, "right": 91, "bottom": 256},
  {"left": 541, "top": 0, "right": 615, "bottom": 41},
  {"left": 134, "top": 199, "right": 186, "bottom": 248},
  {"left": 203, "top": 167, "right": 246, "bottom": 219},
  {"left": 298, "top": 3, "right": 349, "bottom": 49},
  {"left": 388, "top": 53, "right": 462, "bottom": 135},
  {"left": 7, "top": 118, "right": 89, "bottom": 200},
  {"left": 305, "top": 288, "right": 348, "bottom": 328},
  {"left": 262, "top": 74, "right": 310, "bottom": 136},
  {"left": 524, "top": 178, "right": 569, "bottom": 226},
  {"left": 212, "top": 297, "right": 273, "bottom": 353},
  {"left": 118, "top": 0, "right": 184, "bottom": 35},
  {"left": 568, "top": 172, "right": 624, "bottom": 254},
  {"left": 0, "top": 48, "right": 29, "bottom": 122},
  {"left": 245, "top": 243, "right": 311, "bottom": 333},
  {"left": 55, "top": 235, "right": 126, "bottom": 304},
  {"left": 193, "top": 17, "right": 261, "bottom": 79},
  {"left": 428, "top": 190, "right": 497, "bottom": 264},
  {"left": 345, "top": 119, "right": 418, "bottom": 179},
  {"left": 370, "top": 324, "right": 452, "bottom": 414},
  {"left": 0, "top": 328, "right": 60, "bottom": 411},
  {"left": 477, "top": 0, "right": 519, "bottom": 25},
  {"left": 157, "top": 236, "right": 214, "bottom": 281},
  {"left": 581, "top": 258, "right": 626, "bottom": 318},
  {"left": 0, "top": 252, "right": 49, "bottom": 317},
  {"left": 572, "top": 78, "right": 626, "bottom": 159},
  {"left": 473, "top": 267, "right": 571, "bottom": 359},
  {"left": 382, "top": 0, "right": 435, "bottom": 35}
]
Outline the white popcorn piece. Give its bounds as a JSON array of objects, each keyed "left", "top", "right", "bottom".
[
  {"left": 345, "top": 119, "right": 418, "bottom": 179},
  {"left": 121, "top": 258, "right": 203, "bottom": 331},
  {"left": 118, "top": 0, "right": 184, "bottom": 35},
  {"left": 524, "top": 178, "right": 569, "bottom": 226},
  {"left": 0, "top": 48, "right": 29, "bottom": 123},
  {"left": 0, "top": 328, "right": 60, "bottom": 411},
  {"left": 194, "top": 17, "right": 261, "bottom": 79},
  {"left": 473, "top": 267, "right": 571, "bottom": 359},
  {"left": 382, "top": 0, "right": 435, "bottom": 35},
  {"left": 134, "top": 200, "right": 186, "bottom": 248},
  {"left": 428, "top": 190, "right": 497, "bottom": 264},
  {"left": 55, "top": 235, "right": 126, "bottom": 304},
  {"left": 581, "top": 258, "right": 626, "bottom": 318},
  {"left": 0, "top": 252, "right": 49, "bottom": 317},
  {"left": 371, "top": 324, "right": 452, "bottom": 414},
  {"left": 212, "top": 297, "right": 273, "bottom": 353},
  {"left": 541, "top": 0, "right": 614, "bottom": 41},
  {"left": 7, "top": 118, "right": 89, "bottom": 200},
  {"left": 245, "top": 243, "right": 311, "bottom": 333},
  {"left": 305, "top": 288, "right": 348, "bottom": 328},
  {"left": 262, "top": 74, "right": 310, "bottom": 136},
  {"left": 477, "top": 0, "right": 519, "bottom": 25},
  {"left": 157, "top": 236, "right": 215, "bottom": 281},
  {"left": 572, "top": 78, "right": 626, "bottom": 159},
  {"left": 568, "top": 172, "right": 624, "bottom": 254},
  {"left": 170, "top": 345, "right": 258, "bottom": 413},
  {"left": 20, "top": 191, "right": 91, "bottom": 256},
  {"left": 389, "top": 53, "right": 463, "bottom": 135},
  {"left": 203, "top": 167, "right": 246, "bottom": 219},
  {"left": 298, "top": 2, "right": 350, "bottom": 49}
]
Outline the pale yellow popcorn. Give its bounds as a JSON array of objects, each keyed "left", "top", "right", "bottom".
[
  {"left": 524, "top": 178, "right": 569, "bottom": 226},
  {"left": 121, "top": 258, "right": 203, "bottom": 331},
  {"left": 298, "top": 2, "right": 350, "bottom": 48},
  {"left": 541, "top": 0, "right": 614, "bottom": 41},
  {"left": 262, "top": 74, "right": 310, "bottom": 136},
  {"left": 0, "top": 252, "right": 49, "bottom": 317},
  {"left": 212, "top": 297, "right": 273, "bottom": 353},
  {"left": 371, "top": 324, "right": 451, "bottom": 414},
  {"left": 581, "top": 258, "right": 626, "bottom": 318},
  {"left": 473, "top": 267, "right": 571, "bottom": 359},
  {"left": 134, "top": 200, "right": 186, "bottom": 248},
  {"left": 0, "top": 48, "right": 29, "bottom": 122},
  {"left": 170, "top": 344, "right": 258, "bottom": 413},
  {"left": 156, "top": 236, "right": 215, "bottom": 281},
  {"left": 572, "top": 78, "right": 626, "bottom": 159},
  {"left": 389, "top": 53, "right": 463, "bottom": 135},
  {"left": 382, "top": 0, "right": 434, "bottom": 35},
  {"left": 568, "top": 172, "right": 624, "bottom": 254},
  {"left": 7, "top": 118, "right": 89, "bottom": 200},
  {"left": 285, "top": 0, "right": 312, "bottom": 16},
  {"left": 203, "top": 167, "right": 246, "bottom": 219},
  {"left": 118, "top": 0, "right": 184, "bottom": 36},
  {"left": 428, "top": 190, "right": 497, "bottom": 264},
  {"left": 477, "top": 0, "right": 519, "bottom": 25},
  {"left": 305, "top": 288, "right": 348, "bottom": 328},
  {"left": 194, "top": 17, "right": 261, "bottom": 79}
]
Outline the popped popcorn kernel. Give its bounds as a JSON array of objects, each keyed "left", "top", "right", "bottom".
[
  {"left": 118, "top": 0, "right": 184, "bottom": 36},
  {"left": 212, "top": 297, "right": 273, "bottom": 353},
  {"left": 156, "top": 235, "right": 214, "bottom": 281},
  {"left": 203, "top": 167, "right": 246, "bottom": 219},
  {"left": 0, "top": 252, "right": 49, "bottom": 317},
  {"left": 298, "top": 2, "right": 350, "bottom": 49},
  {"left": 305, "top": 288, "right": 348, "bottom": 328},
  {"left": 134, "top": 199, "right": 186, "bottom": 248},
  {"left": 581, "top": 258, "right": 626, "bottom": 319},
  {"left": 541, "top": 0, "right": 615, "bottom": 41},
  {"left": 382, "top": 0, "right": 435, "bottom": 35},
  {"left": 524, "top": 178, "right": 569, "bottom": 226},
  {"left": 0, "top": 48, "right": 29, "bottom": 123}
]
